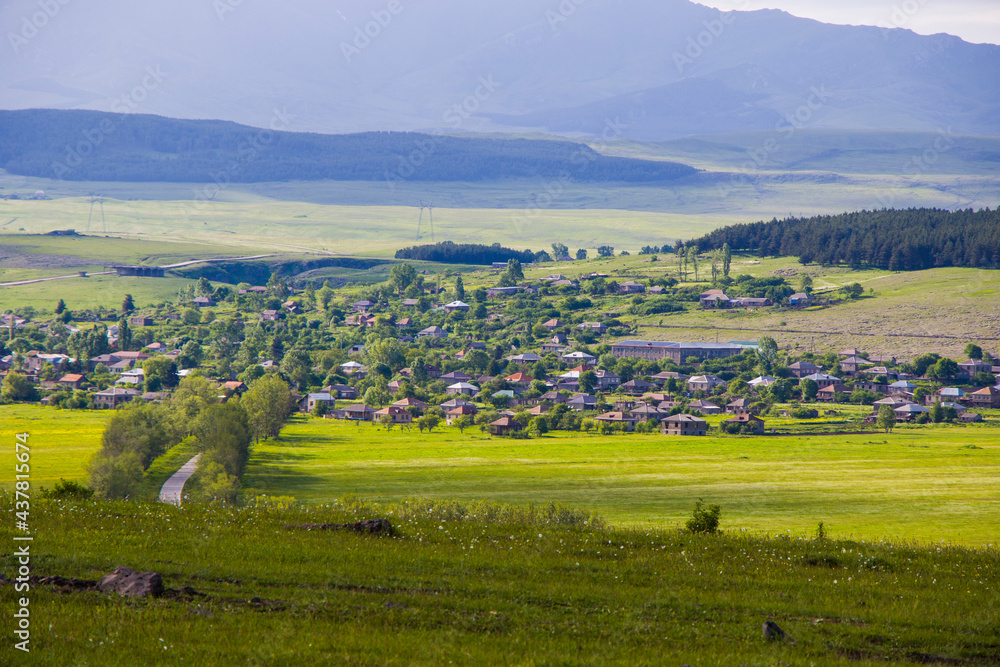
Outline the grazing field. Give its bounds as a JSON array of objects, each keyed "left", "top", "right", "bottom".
[
  {"left": 0, "top": 405, "right": 107, "bottom": 489},
  {"left": 243, "top": 417, "right": 1000, "bottom": 547},
  {"left": 3, "top": 494, "right": 999, "bottom": 666}
]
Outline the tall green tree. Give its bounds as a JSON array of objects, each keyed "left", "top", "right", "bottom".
[
  {"left": 722, "top": 243, "right": 732, "bottom": 278},
  {"left": 121, "top": 294, "right": 135, "bottom": 314},
  {"left": 242, "top": 374, "right": 293, "bottom": 441},
  {"left": 876, "top": 405, "right": 896, "bottom": 433},
  {"left": 454, "top": 275, "right": 465, "bottom": 301},
  {"left": 390, "top": 263, "right": 418, "bottom": 295}
]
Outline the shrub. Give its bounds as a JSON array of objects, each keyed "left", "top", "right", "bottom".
[
  {"left": 40, "top": 479, "right": 94, "bottom": 500},
  {"left": 686, "top": 499, "right": 721, "bottom": 534}
]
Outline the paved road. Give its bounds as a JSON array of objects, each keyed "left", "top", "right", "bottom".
[{"left": 159, "top": 454, "right": 201, "bottom": 506}]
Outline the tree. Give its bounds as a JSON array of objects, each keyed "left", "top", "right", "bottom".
[
  {"left": 841, "top": 282, "right": 863, "bottom": 299},
  {"left": 686, "top": 245, "right": 699, "bottom": 281},
  {"left": 54, "top": 299, "right": 66, "bottom": 314},
  {"left": 121, "top": 294, "right": 135, "bottom": 314},
  {"left": 964, "top": 343, "right": 983, "bottom": 360},
  {"left": 579, "top": 369, "right": 597, "bottom": 394},
  {"left": 597, "top": 246, "right": 614, "bottom": 258},
  {"left": 575, "top": 249, "right": 587, "bottom": 260},
  {"left": 197, "top": 277, "right": 214, "bottom": 297},
  {"left": 931, "top": 400, "right": 945, "bottom": 424},
  {"left": 88, "top": 451, "right": 144, "bottom": 500},
  {"left": 390, "top": 263, "right": 418, "bottom": 295},
  {"left": 722, "top": 243, "right": 732, "bottom": 278},
  {"left": 97, "top": 401, "right": 175, "bottom": 469},
  {"left": 194, "top": 402, "right": 252, "bottom": 478},
  {"left": 551, "top": 243, "right": 569, "bottom": 259},
  {"left": 506, "top": 258, "right": 524, "bottom": 281},
  {"left": 417, "top": 414, "right": 441, "bottom": 432},
  {"left": 756, "top": 336, "right": 779, "bottom": 371},
  {"left": 143, "top": 356, "right": 179, "bottom": 392},
  {"left": 116, "top": 318, "right": 132, "bottom": 351},
  {"left": 876, "top": 405, "right": 895, "bottom": 433},
  {"left": 800, "top": 378, "right": 818, "bottom": 402},
  {"left": 0, "top": 372, "right": 38, "bottom": 402},
  {"left": 242, "top": 374, "right": 293, "bottom": 441},
  {"left": 927, "top": 358, "right": 960, "bottom": 381},
  {"left": 317, "top": 285, "right": 335, "bottom": 311},
  {"left": 798, "top": 274, "right": 814, "bottom": 294},
  {"left": 453, "top": 415, "right": 473, "bottom": 433},
  {"left": 454, "top": 275, "right": 465, "bottom": 301},
  {"left": 379, "top": 413, "right": 395, "bottom": 431}
]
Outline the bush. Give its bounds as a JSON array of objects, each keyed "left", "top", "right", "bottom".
[
  {"left": 790, "top": 407, "right": 819, "bottom": 419},
  {"left": 686, "top": 499, "right": 721, "bottom": 534},
  {"left": 40, "top": 479, "right": 94, "bottom": 500}
]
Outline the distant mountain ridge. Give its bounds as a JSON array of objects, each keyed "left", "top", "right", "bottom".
[
  {"left": 0, "top": 109, "right": 697, "bottom": 184},
  {"left": 1, "top": 0, "right": 997, "bottom": 140}
]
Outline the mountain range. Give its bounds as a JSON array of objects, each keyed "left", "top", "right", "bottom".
[{"left": 2, "top": 0, "right": 998, "bottom": 140}]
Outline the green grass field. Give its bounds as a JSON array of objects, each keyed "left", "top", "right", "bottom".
[
  {"left": 0, "top": 405, "right": 108, "bottom": 489},
  {"left": 241, "top": 417, "right": 1000, "bottom": 547}
]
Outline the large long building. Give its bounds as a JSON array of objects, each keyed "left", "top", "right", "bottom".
[{"left": 611, "top": 341, "right": 755, "bottom": 363}]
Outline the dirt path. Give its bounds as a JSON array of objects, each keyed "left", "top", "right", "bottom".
[
  {"left": 159, "top": 454, "right": 201, "bottom": 506},
  {"left": 0, "top": 270, "right": 115, "bottom": 287}
]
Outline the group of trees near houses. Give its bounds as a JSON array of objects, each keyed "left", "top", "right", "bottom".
[
  {"left": 688, "top": 208, "right": 1000, "bottom": 271},
  {"left": 88, "top": 374, "right": 293, "bottom": 503},
  {"left": 0, "top": 109, "right": 695, "bottom": 183}
]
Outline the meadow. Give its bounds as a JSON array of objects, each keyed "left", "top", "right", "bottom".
[
  {"left": 241, "top": 417, "right": 1000, "bottom": 547},
  {"left": 0, "top": 405, "right": 108, "bottom": 489}
]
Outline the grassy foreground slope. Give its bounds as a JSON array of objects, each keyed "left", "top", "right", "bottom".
[
  {"left": 0, "top": 496, "right": 997, "bottom": 666},
  {"left": 242, "top": 417, "right": 1000, "bottom": 547}
]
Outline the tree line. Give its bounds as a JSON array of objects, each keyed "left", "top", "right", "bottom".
[
  {"left": 687, "top": 208, "right": 1000, "bottom": 270},
  {"left": 0, "top": 109, "right": 695, "bottom": 183},
  {"left": 394, "top": 242, "right": 539, "bottom": 265},
  {"left": 88, "top": 374, "right": 293, "bottom": 503}
]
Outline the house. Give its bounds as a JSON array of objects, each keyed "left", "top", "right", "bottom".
[
  {"left": 621, "top": 379, "right": 653, "bottom": 395},
  {"left": 301, "top": 392, "right": 335, "bottom": 413},
  {"left": 446, "top": 382, "right": 479, "bottom": 396},
  {"left": 550, "top": 280, "right": 578, "bottom": 288},
  {"left": 959, "top": 412, "right": 983, "bottom": 423},
  {"left": 444, "top": 301, "right": 470, "bottom": 313},
  {"left": 567, "top": 393, "right": 598, "bottom": 411},
  {"left": 894, "top": 403, "right": 930, "bottom": 421},
  {"left": 816, "top": 384, "right": 849, "bottom": 402},
  {"left": 374, "top": 405, "right": 413, "bottom": 424},
  {"left": 619, "top": 281, "right": 645, "bottom": 294},
  {"left": 611, "top": 341, "right": 749, "bottom": 363},
  {"left": 541, "top": 319, "right": 564, "bottom": 331},
  {"left": 958, "top": 359, "right": 992, "bottom": 378},
  {"left": 661, "top": 414, "right": 708, "bottom": 436},
  {"left": 440, "top": 397, "right": 475, "bottom": 410},
  {"left": 594, "top": 411, "right": 639, "bottom": 430},
  {"left": 652, "top": 371, "right": 689, "bottom": 384},
  {"left": 578, "top": 322, "right": 607, "bottom": 335},
  {"left": 700, "top": 290, "right": 731, "bottom": 309},
  {"left": 801, "top": 373, "right": 843, "bottom": 390},
  {"left": 445, "top": 405, "right": 478, "bottom": 424},
  {"left": 788, "top": 361, "right": 822, "bottom": 378},
  {"left": 688, "top": 399, "right": 721, "bottom": 415},
  {"left": 23, "top": 353, "right": 71, "bottom": 373},
  {"left": 401, "top": 299, "right": 420, "bottom": 308},
  {"left": 192, "top": 296, "right": 215, "bottom": 308},
  {"left": 93, "top": 387, "right": 140, "bottom": 409},
  {"left": 260, "top": 310, "right": 281, "bottom": 322},
  {"left": 930, "top": 387, "right": 966, "bottom": 404},
  {"left": 505, "top": 372, "right": 532, "bottom": 386},
  {"left": 325, "top": 384, "right": 358, "bottom": 400},
  {"left": 525, "top": 404, "right": 550, "bottom": 416},
  {"left": 649, "top": 286, "right": 666, "bottom": 295},
  {"left": 873, "top": 396, "right": 911, "bottom": 410},
  {"left": 486, "top": 287, "right": 524, "bottom": 298},
  {"left": 540, "top": 391, "right": 568, "bottom": 404},
  {"left": 966, "top": 386, "right": 1000, "bottom": 409},
  {"left": 116, "top": 368, "right": 145, "bottom": 385},
  {"left": 343, "top": 404, "right": 376, "bottom": 421},
  {"left": 839, "top": 356, "right": 873, "bottom": 374},
  {"left": 506, "top": 353, "right": 543, "bottom": 363},
  {"left": 629, "top": 404, "right": 665, "bottom": 422},
  {"left": 788, "top": 293, "right": 812, "bottom": 306},
  {"left": 140, "top": 392, "right": 170, "bottom": 403},
  {"left": 541, "top": 274, "right": 566, "bottom": 282},
  {"left": 441, "top": 371, "right": 473, "bottom": 382},
  {"left": 730, "top": 297, "right": 771, "bottom": 308},
  {"left": 722, "top": 414, "right": 766, "bottom": 434},
  {"left": 340, "top": 361, "right": 367, "bottom": 377},
  {"left": 489, "top": 416, "right": 522, "bottom": 435},
  {"left": 396, "top": 317, "right": 413, "bottom": 328},
  {"left": 688, "top": 375, "right": 726, "bottom": 392},
  {"left": 747, "top": 376, "right": 776, "bottom": 389},
  {"left": 353, "top": 300, "right": 374, "bottom": 313},
  {"left": 726, "top": 397, "right": 753, "bottom": 414},
  {"left": 128, "top": 316, "right": 154, "bottom": 327},
  {"left": 561, "top": 350, "right": 596, "bottom": 365},
  {"left": 888, "top": 381, "right": 919, "bottom": 395},
  {"left": 417, "top": 326, "right": 448, "bottom": 338},
  {"left": 223, "top": 381, "right": 247, "bottom": 395},
  {"left": 57, "top": 373, "right": 86, "bottom": 390}
]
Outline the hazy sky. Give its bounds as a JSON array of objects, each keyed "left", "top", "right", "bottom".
[{"left": 700, "top": 0, "right": 1000, "bottom": 45}]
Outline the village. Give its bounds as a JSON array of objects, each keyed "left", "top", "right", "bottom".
[{"left": 3, "top": 260, "right": 997, "bottom": 440}]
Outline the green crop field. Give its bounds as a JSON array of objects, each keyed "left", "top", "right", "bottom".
[
  {"left": 0, "top": 405, "right": 108, "bottom": 489},
  {"left": 241, "top": 417, "right": 1000, "bottom": 547}
]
